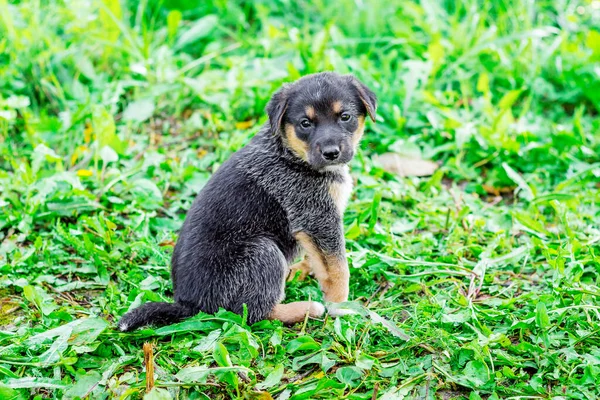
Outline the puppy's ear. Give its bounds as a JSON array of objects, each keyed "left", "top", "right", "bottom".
[
  {"left": 266, "top": 85, "right": 289, "bottom": 134},
  {"left": 349, "top": 76, "right": 377, "bottom": 122}
]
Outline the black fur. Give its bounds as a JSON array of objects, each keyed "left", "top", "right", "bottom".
[{"left": 117, "top": 72, "right": 377, "bottom": 331}]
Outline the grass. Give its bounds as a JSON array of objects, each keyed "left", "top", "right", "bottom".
[{"left": 1, "top": 0, "right": 600, "bottom": 398}]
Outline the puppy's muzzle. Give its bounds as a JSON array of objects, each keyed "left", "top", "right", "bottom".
[{"left": 321, "top": 144, "right": 341, "bottom": 161}]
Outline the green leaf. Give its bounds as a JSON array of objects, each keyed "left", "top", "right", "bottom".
[
  {"left": 167, "top": 10, "right": 182, "bottom": 41},
  {"left": 477, "top": 72, "right": 490, "bottom": 94},
  {"left": 98, "top": 0, "right": 122, "bottom": 43},
  {"left": 286, "top": 336, "right": 321, "bottom": 353},
  {"left": 192, "top": 329, "right": 222, "bottom": 353},
  {"left": 144, "top": 388, "right": 173, "bottom": 400},
  {"left": 38, "top": 328, "right": 71, "bottom": 366},
  {"left": 99, "top": 145, "right": 118, "bottom": 164},
  {"left": 2, "top": 378, "right": 66, "bottom": 390},
  {"left": 154, "top": 319, "right": 217, "bottom": 335},
  {"left": 23, "top": 285, "right": 57, "bottom": 316},
  {"left": 176, "top": 366, "right": 210, "bottom": 383},
  {"left": 63, "top": 371, "right": 102, "bottom": 399},
  {"left": 25, "top": 318, "right": 107, "bottom": 347},
  {"left": 368, "top": 191, "right": 382, "bottom": 232},
  {"left": 586, "top": 30, "right": 600, "bottom": 57},
  {"left": 176, "top": 15, "right": 218, "bottom": 49},
  {"left": 213, "top": 342, "right": 232, "bottom": 367},
  {"left": 92, "top": 106, "right": 116, "bottom": 149},
  {"left": 498, "top": 89, "right": 523, "bottom": 111},
  {"left": 513, "top": 211, "right": 550, "bottom": 238},
  {"left": 502, "top": 163, "right": 534, "bottom": 201},
  {"left": 122, "top": 99, "right": 155, "bottom": 123},
  {"left": 292, "top": 351, "right": 336, "bottom": 373},
  {"left": 355, "top": 353, "right": 376, "bottom": 370},
  {"left": 0, "top": 385, "right": 20, "bottom": 400},
  {"left": 335, "top": 366, "right": 363, "bottom": 386},
  {"left": 256, "top": 364, "right": 284, "bottom": 390},
  {"left": 31, "top": 144, "right": 62, "bottom": 174},
  {"left": 535, "top": 302, "right": 550, "bottom": 330},
  {"left": 462, "top": 360, "right": 490, "bottom": 387}
]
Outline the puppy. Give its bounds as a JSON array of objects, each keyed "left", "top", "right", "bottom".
[{"left": 118, "top": 72, "right": 376, "bottom": 331}]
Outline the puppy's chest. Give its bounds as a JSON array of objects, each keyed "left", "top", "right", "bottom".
[{"left": 327, "top": 172, "right": 353, "bottom": 215}]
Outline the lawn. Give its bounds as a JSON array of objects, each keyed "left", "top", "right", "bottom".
[{"left": 1, "top": 0, "right": 600, "bottom": 399}]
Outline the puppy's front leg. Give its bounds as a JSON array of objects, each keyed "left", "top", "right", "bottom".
[{"left": 294, "top": 231, "right": 349, "bottom": 304}]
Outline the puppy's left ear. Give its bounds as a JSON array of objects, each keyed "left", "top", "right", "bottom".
[
  {"left": 266, "top": 85, "right": 289, "bottom": 134},
  {"left": 349, "top": 76, "right": 377, "bottom": 122}
]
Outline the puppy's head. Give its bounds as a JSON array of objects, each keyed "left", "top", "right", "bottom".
[{"left": 267, "top": 72, "right": 377, "bottom": 170}]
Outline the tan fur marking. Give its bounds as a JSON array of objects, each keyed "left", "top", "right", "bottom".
[
  {"left": 351, "top": 116, "right": 365, "bottom": 150},
  {"left": 328, "top": 169, "right": 353, "bottom": 214},
  {"left": 332, "top": 100, "right": 343, "bottom": 114},
  {"left": 269, "top": 301, "right": 325, "bottom": 325},
  {"left": 284, "top": 123, "right": 309, "bottom": 161},
  {"left": 305, "top": 105, "right": 315, "bottom": 119},
  {"left": 287, "top": 258, "right": 311, "bottom": 281},
  {"left": 295, "top": 232, "right": 349, "bottom": 303}
]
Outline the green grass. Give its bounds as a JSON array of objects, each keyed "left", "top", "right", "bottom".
[{"left": 1, "top": 0, "right": 600, "bottom": 398}]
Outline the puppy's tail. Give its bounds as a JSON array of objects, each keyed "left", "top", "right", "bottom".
[{"left": 117, "top": 302, "right": 198, "bottom": 332}]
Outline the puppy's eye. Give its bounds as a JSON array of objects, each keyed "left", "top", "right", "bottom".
[
  {"left": 340, "top": 113, "right": 352, "bottom": 122},
  {"left": 300, "top": 119, "right": 312, "bottom": 128}
]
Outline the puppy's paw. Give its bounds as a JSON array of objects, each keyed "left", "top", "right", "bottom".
[{"left": 308, "top": 301, "right": 326, "bottom": 318}]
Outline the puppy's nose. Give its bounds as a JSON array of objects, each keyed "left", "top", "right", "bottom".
[{"left": 321, "top": 145, "right": 341, "bottom": 161}]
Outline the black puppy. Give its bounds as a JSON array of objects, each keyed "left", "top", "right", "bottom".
[{"left": 118, "top": 72, "right": 376, "bottom": 331}]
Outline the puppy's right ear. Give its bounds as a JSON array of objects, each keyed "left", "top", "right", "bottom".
[{"left": 266, "top": 85, "right": 288, "bottom": 134}]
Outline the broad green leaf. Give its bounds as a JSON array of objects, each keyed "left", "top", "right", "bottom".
[
  {"left": 99, "top": 0, "right": 122, "bottom": 43},
  {"left": 256, "top": 364, "right": 284, "bottom": 390},
  {"left": 286, "top": 336, "right": 321, "bottom": 353},
  {"left": 144, "top": 388, "right": 173, "bottom": 400},
  {"left": 92, "top": 106, "right": 116, "bottom": 150},
  {"left": 213, "top": 342, "right": 232, "bottom": 367},
  {"left": 502, "top": 163, "right": 534, "bottom": 201},
  {"left": 0, "top": 385, "right": 21, "bottom": 400},
  {"left": 99, "top": 145, "right": 118, "bottom": 164},
  {"left": 513, "top": 211, "right": 550, "bottom": 238},
  {"left": 38, "top": 328, "right": 71, "bottom": 366},
  {"left": 176, "top": 366, "right": 210, "bottom": 383},
  {"left": 167, "top": 10, "right": 182, "bottom": 40},
  {"left": 355, "top": 353, "right": 376, "bottom": 370},
  {"left": 63, "top": 371, "right": 102, "bottom": 399},
  {"left": 335, "top": 366, "right": 363, "bottom": 386},
  {"left": 154, "top": 319, "right": 217, "bottom": 335},
  {"left": 176, "top": 15, "right": 218, "bottom": 49},
  {"left": 2, "top": 378, "right": 66, "bottom": 390},
  {"left": 192, "top": 329, "right": 222, "bottom": 352},
  {"left": 32, "top": 144, "right": 62, "bottom": 174},
  {"left": 586, "top": 30, "right": 600, "bottom": 57},
  {"left": 477, "top": 72, "right": 490, "bottom": 94},
  {"left": 122, "top": 99, "right": 155, "bottom": 123},
  {"left": 23, "top": 285, "right": 57, "bottom": 316},
  {"left": 25, "top": 318, "right": 107, "bottom": 347},
  {"left": 462, "top": 360, "right": 490, "bottom": 387},
  {"left": 292, "top": 351, "right": 336, "bottom": 373},
  {"left": 498, "top": 89, "right": 523, "bottom": 111},
  {"left": 535, "top": 302, "right": 550, "bottom": 330}
]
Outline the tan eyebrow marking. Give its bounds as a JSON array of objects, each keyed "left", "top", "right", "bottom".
[
  {"left": 305, "top": 105, "right": 315, "bottom": 119},
  {"left": 332, "top": 100, "right": 343, "bottom": 114}
]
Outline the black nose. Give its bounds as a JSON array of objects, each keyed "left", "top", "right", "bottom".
[{"left": 321, "top": 145, "right": 340, "bottom": 161}]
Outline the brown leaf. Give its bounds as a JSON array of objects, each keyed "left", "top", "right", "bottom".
[{"left": 144, "top": 342, "right": 155, "bottom": 393}]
